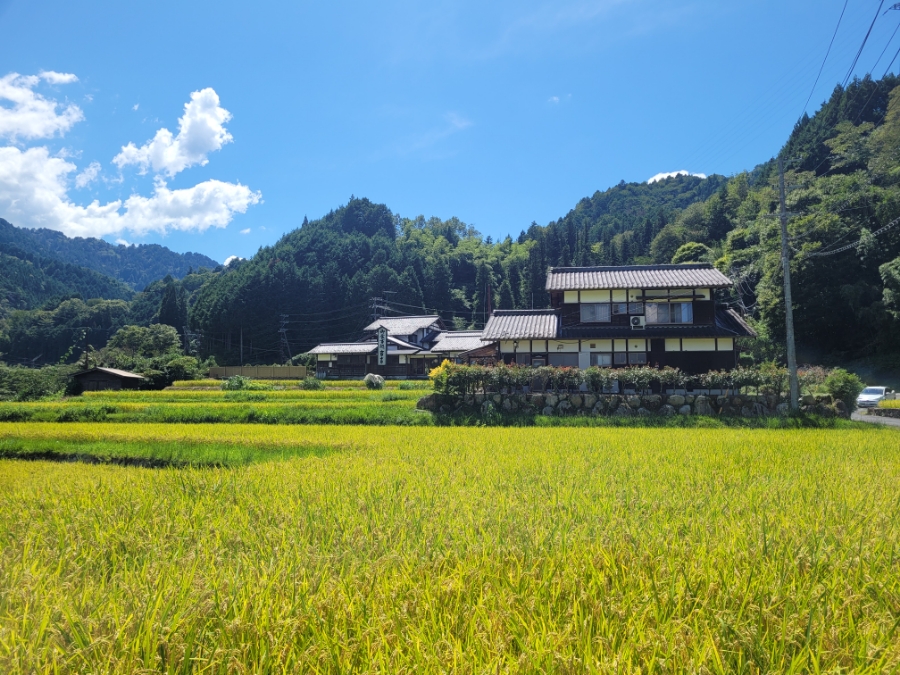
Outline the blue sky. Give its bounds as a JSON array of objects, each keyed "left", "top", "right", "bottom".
[{"left": 1, "top": 0, "right": 898, "bottom": 264}]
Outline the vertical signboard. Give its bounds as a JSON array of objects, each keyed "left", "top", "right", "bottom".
[{"left": 377, "top": 326, "right": 388, "bottom": 366}]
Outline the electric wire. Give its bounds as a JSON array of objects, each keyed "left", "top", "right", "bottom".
[
  {"left": 841, "top": 1, "right": 886, "bottom": 89},
  {"left": 800, "top": 0, "right": 849, "bottom": 118}
]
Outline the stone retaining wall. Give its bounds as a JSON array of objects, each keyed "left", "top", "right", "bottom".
[
  {"left": 417, "top": 391, "right": 848, "bottom": 418},
  {"left": 868, "top": 407, "right": 900, "bottom": 419}
]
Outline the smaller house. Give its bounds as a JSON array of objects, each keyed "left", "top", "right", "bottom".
[
  {"left": 72, "top": 367, "right": 145, "bottom": 391},
  {"left": 309, "top": 316, "right": 498, "bottom": 377},
  {"left": 430, "top": 331, "right": 490, "bottom": 361}
]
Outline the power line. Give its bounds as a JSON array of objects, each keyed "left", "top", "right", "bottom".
[
  {"left": 800, "top": 0, "right": 849, "bottom": 118},
  {"left": 841, "top": 1, "right": 886, "bottom": 89},
  {"left": 805, "top": 214, "right": 900, "bottom": 257}
]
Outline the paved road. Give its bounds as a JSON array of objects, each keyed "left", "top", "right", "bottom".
[{"left": 851, "top": 410, "right": 900, "bottom": 428}]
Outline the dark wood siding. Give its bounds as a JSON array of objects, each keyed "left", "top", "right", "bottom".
[
  {"left": 73, "top": 372, "right": 141, "bottom": 391},
  {"left": 693, "top": 301, "right": 715, "bottom": 325},
  {"left": 559, "top": 303, "right": 580, "bottom": 327}
]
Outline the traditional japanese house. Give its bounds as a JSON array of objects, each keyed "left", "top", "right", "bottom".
[
  {"left": 481, "top": 263, "right": 755, "bottom": 373},
  {"left": 310, "top": 315, "right": 444, "bottom": 378}
]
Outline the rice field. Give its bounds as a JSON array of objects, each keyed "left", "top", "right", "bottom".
[
  {"left": 0, "top": 383, "right": 428, "bottom": 425},
  {"left": 878, "top": 399, "right": 900, "bottom": 408},
  {"left": 1, "top": 423, "right": 899, "bottom": 673}
]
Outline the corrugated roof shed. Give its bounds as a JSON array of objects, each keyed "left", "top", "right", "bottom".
[
  {"left": 72, "top": 367, "right": 144, "bottom": 379},
  {"left": 482, "top": 310, "right": 559, "bottom": 340},
  {"left": 431, "top": 332, "right": 488, "bottom": 353},
  {"left": 363, "top": 315, "right": 442, "bottom": 334},
  {"left": 546, "top": 264, "right": 733, "bottom": 291}
]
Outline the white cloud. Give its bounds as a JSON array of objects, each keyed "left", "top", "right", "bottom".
[
  {"left": 0, "top": 75, "right": 261, "bottom": 239},
  {"left": 0, "top": 71, "right": 83, "bottom": 141},
  {"left": 0, "top": 145, "right": 261, "bottom": 237},
  {"left": 548, "top": 96, "right": 560, "bottom": 104},
  {"left": 132, "top": 104, "right": 139, "bottom": 111},
  {"left": 240, "top": 228, "right": 251, "bottom": 234},
  {"left": 38, "top": 71, "right": 78, "bottom": 85},
  {"left": 113, "top": 88, "right": 233, "bottom": 177},
  {"left": 115, "top": 238, "right": 130, "bottom": 246},
  {"left": 223, "top": 255, "right": 243, "bottom": 267},
  {"left": 75, "top": 161, "right": 101, "bottom": 188},
  {"left": 647, "top": 170, "right": 707, "bottom": 184}
]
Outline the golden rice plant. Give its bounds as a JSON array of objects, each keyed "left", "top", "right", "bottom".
[{"left": 1, "top": 425, "right": 899, "bottom": 672}]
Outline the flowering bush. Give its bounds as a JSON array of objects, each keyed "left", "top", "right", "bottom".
[{"left": 430, "top": 362, "right": 838, "bottom": 398}]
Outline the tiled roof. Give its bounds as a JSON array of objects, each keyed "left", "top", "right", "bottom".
[
  {"left": 308, "top": 343, "right": 377, "bottom": 355},
  {"left": 431, "top": 331, "right": 488, "bottom": 353},
  {"left": 482, "top": 310, "right": 559, "bottom": 340},
  {"left": 387, "top": 336, "right": 419, "bottom": 350},
  {"left": 558, "top": 308, "right": 756, "bottom": 340},
  {"left": 73, "top": 367, "right": 144, "bottom": 379},
  {"left": 363, "top": 315, "right": 442, "bottom": 335},
  {"left": 717, "top": 308, "right": 757, "bottom": 337},
  {"left": 546, "top": 264, "right": 733, "bottom": 291}
]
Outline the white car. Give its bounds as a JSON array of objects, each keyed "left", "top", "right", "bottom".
[{"left": 856, "top": 386, "right": 895, "bottom": 408}]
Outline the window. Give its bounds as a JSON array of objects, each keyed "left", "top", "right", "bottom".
[
  {"left": 580, "top": 303, "right": 611, "bottom": 323},
  {"left": 612, "top": 303, "right": 628, "bottom": 315},
  {"left": 628, "top": 352, "right": 647, "bottom": 365},
  {"left": 646, "top": 302, "right": 693, "bottom": 324},
  {"left": 613, "top": 352, "right": 627, "bottom": 365},
  {"left": 531, "top": 356, "right": 546, "bottom": 367},
  {"left": 628, "top": 302, "right": 644, "bottom": 315},
  {"left": 590, "top": 352, "right": 612, "bottom": 366},
  {"left": 549, "top": 353, "right": 579, "bottom": 367}
]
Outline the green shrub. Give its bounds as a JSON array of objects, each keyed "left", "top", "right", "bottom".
[
  {"left": 824, "top": 368, "right": 865, "bottom": 409},
  {"left": 222, "top": 375, "right": 250, "bottom": 390},
  {"left": 301, "top": 376, "right": 324, "bottom": 390},
  {"left": 0, "top": 364, "right": 77, "bottom": 401}
]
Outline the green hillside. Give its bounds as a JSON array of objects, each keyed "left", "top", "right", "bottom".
[
  {"left": 0, "top": 219, "right": 219, "bottom": 290},
  {"left": 0, "top": 244, "right": 134, "bottom": 314}
]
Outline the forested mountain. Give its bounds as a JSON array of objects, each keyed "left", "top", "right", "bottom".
[
  {"left": 0, "top": 243, "right": 134, "bottom": 313},
  {"left": 0, "top": 219, "right": 218, "bottom": 290},
  {"left": 2, "top": 75, "right": 900, "bottom": 367},
  {"left": 186, "top": 174, "right": 726, "bottom": 364}
]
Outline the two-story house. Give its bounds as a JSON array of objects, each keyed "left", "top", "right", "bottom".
[{"left": 481, "top": 263, "right": 755, "bottom": 373}]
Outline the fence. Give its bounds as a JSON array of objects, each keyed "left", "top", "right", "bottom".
[{"left": 208, "top": 366, "right": 307, "bottom": 380}]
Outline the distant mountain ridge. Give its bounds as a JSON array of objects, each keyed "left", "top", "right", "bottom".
[
  {"left": 0, "top": 219, "right": 219, "bottom": 291},
  {"left": 0, "top": 242, "right": 134, "bottom": 312}
]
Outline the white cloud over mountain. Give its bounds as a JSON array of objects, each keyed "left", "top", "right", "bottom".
[
  {"left": 0, "top": 73, "right": 260, "bottom": 238},
  {"left": 0, "top": 71, "right": 84, "bottom": 141},
  {"left": 647, "top": 170, "right": 706, "bottom": 184},
  {"left": 113, "top": 88, "right": 234, "bottom": 177}
]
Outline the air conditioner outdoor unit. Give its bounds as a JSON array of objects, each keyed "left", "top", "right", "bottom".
[{"left": 630, "top": 316, "right": 646, "bottom": 330}]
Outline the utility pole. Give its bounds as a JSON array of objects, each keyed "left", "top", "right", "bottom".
[
  {"left": 279, "top": 314, "right": 292, "bottom": 364},
  {"left": 778, "top": 155, "right": 800, "bottom": 411}
]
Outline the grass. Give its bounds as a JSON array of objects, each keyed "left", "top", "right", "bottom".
[
  {"left": 170, "top": 378, "right": 433, "bottom": 389},
  {"left": 878, "top": 399, "right": 900, "bottom": 408},
  {"left": 0, "top": 424, "right": 899, "bottom": 672}
]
